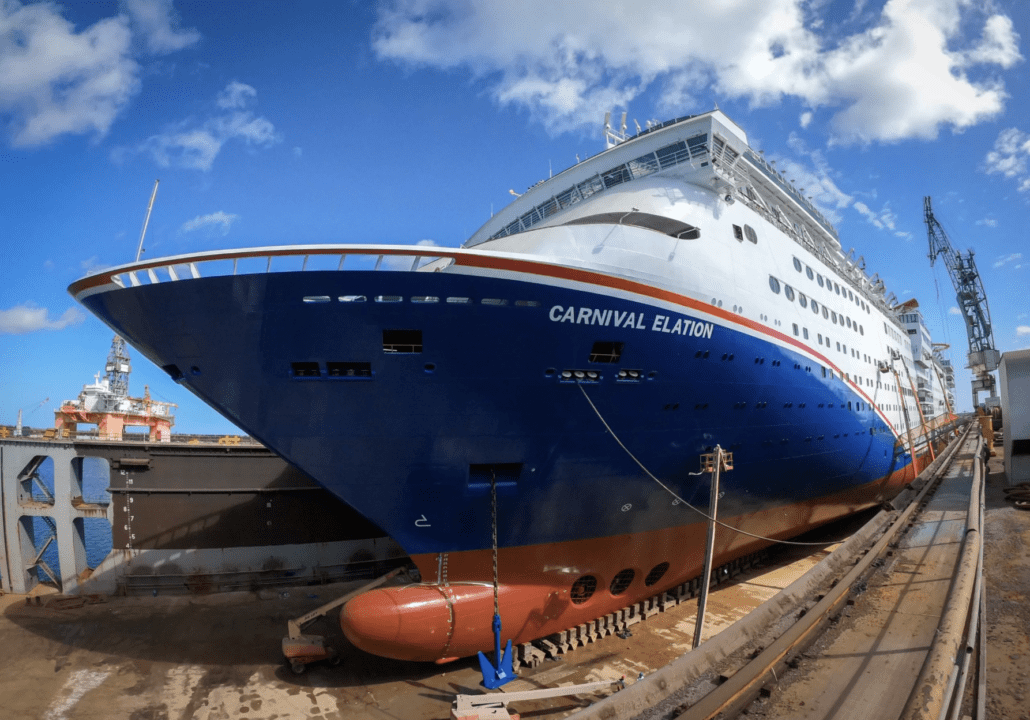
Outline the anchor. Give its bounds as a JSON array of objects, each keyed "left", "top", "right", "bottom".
[{"left": 477, "top": 472, "right": 516, "bottom": 689}]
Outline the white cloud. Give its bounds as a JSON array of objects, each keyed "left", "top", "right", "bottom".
[
  {"left": 0, "top": 0, "right": 198, "bottom": 148},
  {"left": 983, "top": 127, "right": 1030, "bottom": 194},
  {"left": 0, "top": 303, "right": 85, "bottom": 334},
  {"left": 373, "top": 0, "right": 1021, "bottom": 142},
  {"left": 852, "top": 199, "right": 908, "bottom": 237},
  {"left": 949, "top": 306, "right": 961, "bottom": 316},
  {"left": 180, "top": 211, "right": 239, "bottom": 235},
  {"left": 123, "top": 0, "right": 200, "bottom": 54},
  {"left": 800, "top": 111, "right": 813, "bottom": 128},
  {"left": 132, "top": 82, "right": 281, "bottom": 171},
  {"left": 217, "top": 81, "right": 257, "bottom": 110},
  {"left": 975, "top": 217, "right": 997, "bottom": 227},
  {"left": 994, "top": 252, "right": 1023, "bottom": 268},
  {"left": 1017, "top": 325, "right": 1030, "bottom": 337}
]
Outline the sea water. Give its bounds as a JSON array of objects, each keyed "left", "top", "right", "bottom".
[{"left": 28, "top": 456, "right": 114, "bottom": 581}]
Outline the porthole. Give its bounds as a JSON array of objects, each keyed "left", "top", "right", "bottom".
[
  {"left": 831, "top": 311, "right": 837, "bottom": 323},
  {"left": 610, "top": 569, "right": 635, "bottom": 596},
  {"left": 806, "top": 266, "right": 814, "bottom": 280},
  {"left": 811, "top": 300, "right": 819, "bottom": 313},
  {"left": 570, "top": 575, "right": 597, "bottom": 604},
  {"left": 793, "top": 257, "right": 802, "bottom": 272},
  {"left": 744, "top": 225, "right": 757, "bottom": 243},
  {"left": 645, "top": 562, "right": 670, "bottom": 587},
  {"left": 785, "top": 285, "right": 795, "bottom": 301},
  {"left": 847, "top": 317, "right": 853, "bottom": 329},
  {"left": 822, "top": 306, "right": 829, "bottom": 319},
  {"left": 817, "top": 274, "right": 824, "bottom": 287},
  {"left": 769, "top": 276, "right": 781, "bottom": 294},
  {"left": 799, "top": 293, "right": 808, "bottom": 308},
  {"left": 834, "top": 282, "right": 841, "bottom": 294}
]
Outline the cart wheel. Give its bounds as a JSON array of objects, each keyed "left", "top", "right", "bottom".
[{"left": 290, "top": 660, "right": 306, "bottom": 675}]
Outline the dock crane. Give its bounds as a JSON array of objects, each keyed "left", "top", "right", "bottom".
[{"left": 923, "top": 196, "right": 1001, "bottom": 414}]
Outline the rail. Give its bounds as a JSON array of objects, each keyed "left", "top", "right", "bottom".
[{"left": 568, "top": 420, "right": 974, "bottom": 720}]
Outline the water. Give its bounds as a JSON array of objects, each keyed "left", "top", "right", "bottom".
[{"left": 29, "top": 457, "right": 114, "bottom": 582}]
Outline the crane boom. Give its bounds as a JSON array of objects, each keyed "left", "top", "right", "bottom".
[{"left": 924, "top": 196, "right": 1000, "bottom": 409}]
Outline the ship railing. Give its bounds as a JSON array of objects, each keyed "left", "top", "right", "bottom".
[{"left": 84, "top": 245, "right": 468, "bottom": 293}]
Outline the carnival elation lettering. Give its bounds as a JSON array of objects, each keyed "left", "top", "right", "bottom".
[{"left": 548, "top": 305, "right": 714, "bottom": 338}]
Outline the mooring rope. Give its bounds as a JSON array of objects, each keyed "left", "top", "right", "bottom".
[
  {"left": 490, "top": 471, "right": 500, "bottom": 617},
  {"left": 577, "top": 383, "right": 859, "bottom": 547}
]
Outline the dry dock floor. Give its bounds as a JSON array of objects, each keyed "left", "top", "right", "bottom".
[{"left": 0, "top": 527, "right": 850, "bottom": 720}]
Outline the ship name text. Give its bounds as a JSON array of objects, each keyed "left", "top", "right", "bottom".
[{"left": 548, "top": 305, "right": 714, "bottom": 338}]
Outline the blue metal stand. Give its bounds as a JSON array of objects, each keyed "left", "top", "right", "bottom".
[{"left": 477, "top": 613, "right": 515, "bottom": 689}]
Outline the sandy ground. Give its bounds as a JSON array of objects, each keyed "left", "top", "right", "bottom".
[{"left": 982, "top": 447, "right": 1030, "bottom": 720}]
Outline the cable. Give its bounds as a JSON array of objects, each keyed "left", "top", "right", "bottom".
[{"left": 578, "top": 383, "right": 858, "bottom": 547}]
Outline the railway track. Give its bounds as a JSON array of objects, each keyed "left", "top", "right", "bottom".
[{"left": 560, "top": 420, "right": 983, "bottom": 720}]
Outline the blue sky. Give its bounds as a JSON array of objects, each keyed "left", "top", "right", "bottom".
[{"left": 1, "top": 0, "right": 1028, "bottom": 433}]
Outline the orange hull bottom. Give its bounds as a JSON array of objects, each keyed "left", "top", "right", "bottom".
[{"left": 341, "top": 463, "right": 926, "bottom": 662}]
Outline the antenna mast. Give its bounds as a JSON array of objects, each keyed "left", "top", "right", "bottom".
[{"left": 135, "top": 179, "right": 160, "bottom": 262}]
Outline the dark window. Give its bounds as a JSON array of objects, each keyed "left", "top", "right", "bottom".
[
  {"left": 468, "top": 463, "right": 522, "bottom": 488},
  {"left": 610, "top": 569, "right": 635, "bottom": 596},
  {"left": 602, "top": 164, "right": 632, "bottom": 188},
  {"left": 733, "top": 224, "right": 744, "bottom": 241},
  {"left": 793, "top": 257, "right": 802, "bottom": 272},
  {"left": 785, "top": 285, "right": 795, "bottom": 301},
  {"left": 769, "top": 276, "right": 781, "bottom": 294},
  {"left": 383, "top": 329, "right": 423, "bottom": 353},
  {"left": 564, "top": 211, "right": 699, "bottom": 239},
  {"left": 811, "top": 300, "right": 819, "bottom": 313},
  {"left": 806, "top": 266, "right": 814, "bottom": 280},
  {"left": 799, "top": 293, "right": 808, "bottom": 308},
  {"left": 645, "top": 562, "right": 670, "bottom": 587},
  {"left": 817, "top": 274, "right": 824, "bottom": 287},
  {"left": 291, "top": 362, "right": 320, "bottom": 378},
  {"left": 589, "top": 341, "right": 624, "bottom": 363},
  {"left": 744, "top": 225, "right": 757, "bottom": 243},
  {"left": 571, "top": 575, "right": 597, "bottom": 604},
  {"left": 326, "top": 361, "right": 372, "bottom": 378}
]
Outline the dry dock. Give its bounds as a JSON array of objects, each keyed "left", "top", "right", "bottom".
[{"left": 0, "top": 427, "right": 1026, "bottom": 719}]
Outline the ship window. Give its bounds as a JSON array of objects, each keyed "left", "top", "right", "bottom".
[
  {"left": 291, "top": 362, "right": 320, "bottom": 378},
  {"left": 785, "top": 285, "right": 795, "bottom": 301},
  {"left": 644, "top": 562, "right": 670, "bottom": 587},
  {"left": 822, "top": 306, "right": 829, "bottom": 319},
  {"left": 817, "top": 274, "right": 824, "bottom": 287},
  {"left": 834, "top": 282, "right": 840, "bottom": 294},
  {"left": 564, "top": 212, "right": 699, "bottom": 239},
  {"left": 610, "top": 569, "right": 635, "bottom": 596},
  {"left": 793, "top": 257, "right": 802, "bottom": 272},
  {"left": 446, "top": 297, "right": 471, "bottom": 304},
  {"left": 570, "top": 575, "right": 597, "bottom": 604},
  {"left": 811, "top": 300, "right": 819, "bottom": 313},
  {"left": 515, "top": 300, "right": 541, "bottom": 307},
  {"left": 602, "top": 164, "right": 632, "bottom": 189},
  {"left": 818, "top": 333, "right": 823, "bottom": 343},
  {"left": 793, "top": 323, "right": 799, "bottom": 336},
  {"left": 831, "top": 311, "right": 837, "bottom": 323},
  {"left": 744, "top": 225, "right": 757, "bottom": 243},
  {"left": 338, "top": 295, "right": 366, "bottom": 303},
  {"left": 656, "top": 140, "right": 688, "bottom": 169},
  {"left": 411, "top": 296, "right": 439, "bottom": 303},
  {"left": 860, "top": 325, "right": 864, "bottom": 335},
  {"left": 806, "top": 266, "right": 814, "bottom": 280},
  {"left": 375, "top": 295, "right": 403, "bottom": 303},
  {"left": 589, "top": 341, "right": 624, "bottom": 364},
  {"left": 303, "top": 296, "right": 331, "bottom": 303},
  {"left": 847, "top": 317, "right": 853, "bottom": 329},
  {"left": 836, "top": 342, "right": 841, "bottom": 351},
  {"left": 803, "top": 328, "right": 809, "bottom": 339},
  {"left": 769, "top": 276, "right": 781, "bottom": 294},
  {"left": 326, "top": 362, "right": 372, "bottom": 378},
  {"left": 481, "top": 298, "right": 508, "bottom": 306},
  {"left": 848, "top": 290, "right": 854, "bottom": 301},
  {"left": 468, "top": 463, "right": 522, "bottom": 488},
  {"left": 383, "top": 329, "right": 422, "bottom": 353},
  {"left": 799, "top": 293, "right": 808, "bottom": 308},
  {"left": 733, "top": 224, "right": 744, "bottom": 241}
]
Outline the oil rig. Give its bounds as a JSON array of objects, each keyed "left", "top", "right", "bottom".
[{"left": 53, "top": 336, "right": 176, "bottom": 441}]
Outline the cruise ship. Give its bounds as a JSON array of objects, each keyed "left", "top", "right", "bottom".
[{"left": 69, "top": 109, "right": 956, "bottom": 663}]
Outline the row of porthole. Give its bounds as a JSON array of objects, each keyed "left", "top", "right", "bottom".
[
  {"left": 791, "top": 256, "right": 871, "bottom": 315},
  {"left": 302, "top": 295, "right": 541, "bottom": 306},
  {"left": 770, "top": 276, "right": 865, "bottom": 336},
  {"left": 569, "top": 562, "right": 671, "bottom": 605}
]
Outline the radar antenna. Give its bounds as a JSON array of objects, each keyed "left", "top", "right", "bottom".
[{"left": 924, "top": 196, "right": 1000, "bottom": 411}]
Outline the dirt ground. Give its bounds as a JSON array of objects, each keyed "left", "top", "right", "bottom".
[{"left": 982, "top": 446, "right": 1030, "bottom": 720}]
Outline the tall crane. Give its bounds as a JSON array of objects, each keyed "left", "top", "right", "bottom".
[{"left": 924, "top": 196, "right": 1000, "bottom": 411}]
